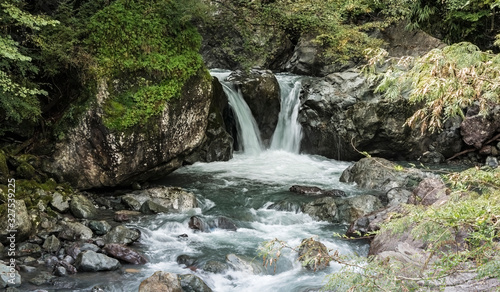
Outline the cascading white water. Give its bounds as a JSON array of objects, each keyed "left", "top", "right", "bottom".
[
  {"left": 211, "top": 70, "right": 263, "bottom": 155},
  {"left": 83, "top": 70, "right": 368, "bottom": 292},
  {"left": 270, "top": 74, "right": 303, "bottom": 153}
]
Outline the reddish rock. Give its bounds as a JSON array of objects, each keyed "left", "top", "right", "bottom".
[{"left": 103, "top": 243, "right": 148, "bottom": 265}]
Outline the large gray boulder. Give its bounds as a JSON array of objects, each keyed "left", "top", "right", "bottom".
[
  {"left": 43, "top": 72, "right": 232, "bottom": 189},
  {"left": 74, "top": 250, "right": 121, "bottom": 272},
  {"left": 124, "top": 186, "right": 198, "bottom": 214},
  {"left": 340, "top": 157, "right": 437, "bottom": 193},
  {"left": 298, "top": 73, "right": 463, "bottom": 161}
]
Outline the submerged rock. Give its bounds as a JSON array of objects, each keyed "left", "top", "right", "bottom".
[
  {"left": 188, "top": 216, "right": 237, "bottom": 232},
  {"left": 226, "top": 254, "right": 267, "bottom": 275}
]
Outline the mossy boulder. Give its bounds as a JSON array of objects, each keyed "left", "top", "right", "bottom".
[{"left": 43, "top": 71, "right": 232, "bottom": 189}]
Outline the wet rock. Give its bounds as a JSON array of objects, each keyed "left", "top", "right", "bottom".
[
  {"left": 188, "top": 216, "right": 210, "bottom": 232},
  {"left": 69, "top": 194, "right": 97, "bottom": 219},
  {"left": 58, "top": 221, "right": 93, "bottom": 241},
  {"left": 103, "top": 244, "right": 148, "bottom": 265},
  {"left": 66, "top": 242, "right": 100, "bottom": 259},
  {"left": 188, "top": 216, "right": 237, "bottom": 232},
  {"left": 302, "top": 197, "right": 337, "bottom": 222},
  {"left": 179, "top": 274, "right": 213, "bottom": 292},
  {"left": 114, "top": 210, "right": 142, "bottom": 222},
  {"left": 29, "top": 271, "right": 55, "bottom": 286},
  {"left": 16, "top": 242, "right": 42, "bottom": 257},
  {"left": 408, "top": 178, "right": 448, "bottom": 206},
  {"left": 138, "top": 271, "right": 182, "bottom": 292},
  {"left": 0, "top": 263, "right": 21, "bottom": 288},
  {"left": 289, "top": 185, "right": 348, "bottom": 198},
  {"left": 176, "top": 255, "right": 197, "bottom": 267},
  {"left": 215, "top": 217, "right": 237, "bottom": 231},
  {"left": 297, "top": 238, "right": 331, "bottom": 271},
  {"left": 340, "top": 157, "right": 437, "bottom": 193},
  {"left": 202, "top": 261, "right": 228, "bottom": 274},
  {"left": 335, "top": 195, "right": 383, "bottom": 224},
  {"left": 121, "top": 195, "right": 142, "bottom": 211},
  {"left": 140, "top": 200, "right": 171, "bottom": 214},
  {"left": 0, "top": 200, "right": 33, "bottom": 244},
  {"left": 103, "top": 225, "right": 140, "bottom": 245},
  {"left": 54, "top": 266, "right": 67, "bottom": 277},
  {"left": 88, "top": 220, "right": 112, "bottom": 235},
  {"left": 74, "top": 250, "right": 121, "bottom": 272},
  {"left": 42, "top": 235, "right": 61, "bottom": 253},
  {"left": 128, "top": 186, "right": 198, "bottom": 214},
  {"left": 226, "top": 254, "right": 266, "bottom": 275},
  {"left": 50, "top": 192, "right": 70, "bottom": 213},
  {"left": 289, "top": 185, "right": 321, "bottom": 195},
  {"left": 267, "top": 200, "right": 302, "bottom": 212}
]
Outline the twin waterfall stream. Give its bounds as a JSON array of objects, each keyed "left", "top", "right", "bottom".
[{"left": 109, "top": 71, "right": 369, "bottom": 291}]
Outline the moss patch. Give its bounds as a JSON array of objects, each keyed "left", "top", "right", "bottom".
[{"left": 86, "top": 0, "right": 205, "bottom": 131}]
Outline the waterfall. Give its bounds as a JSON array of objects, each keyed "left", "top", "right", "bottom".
[
  {"left": 211, "top": 70, "right": 303, "bottom": 155},
  {"left": 271, "top": 74, "right": 303, "bottom": 153},
  {"left": 211, "top": 70, "right": 263, "bottom": 155}
]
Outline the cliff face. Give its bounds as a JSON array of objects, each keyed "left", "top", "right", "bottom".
[{"left": 43, "top": 72, "right": 232, "bottom": 189}]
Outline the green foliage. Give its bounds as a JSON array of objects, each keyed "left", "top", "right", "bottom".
[
  {"left": 366, "top": 42, "right": 500, "bottom": 133},
  {"left": 0, "top": 1, "right": 58, "bottom": 135},
  {"left": 375, "top": 0, "right": 500, "bottom": 48},
  {"left": 86, "top": 0, "right": 204, "bottom": 130}
]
